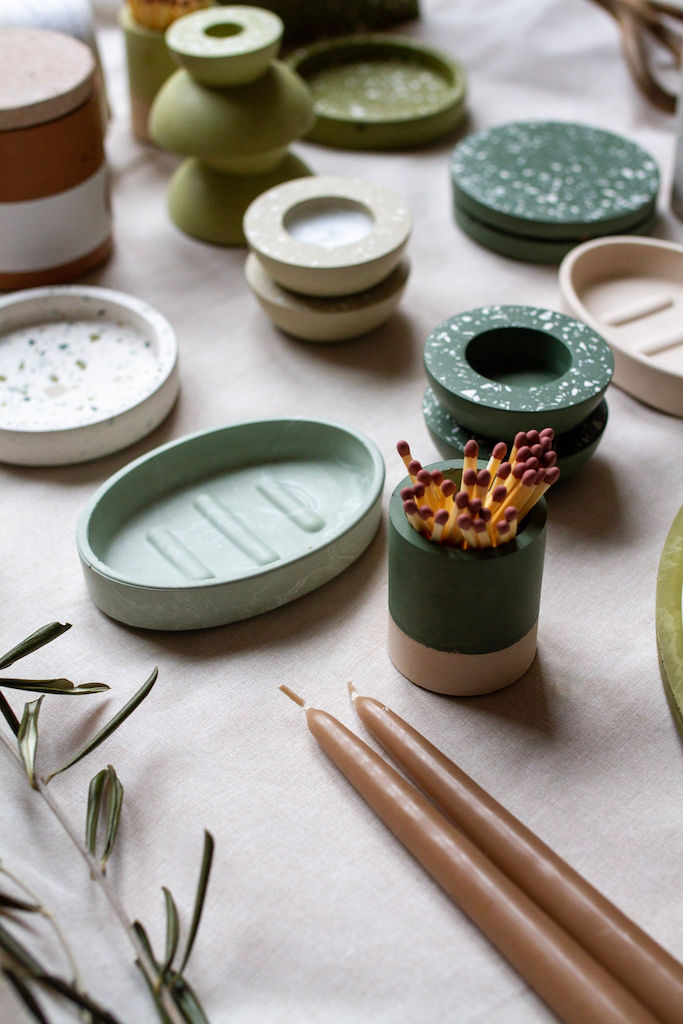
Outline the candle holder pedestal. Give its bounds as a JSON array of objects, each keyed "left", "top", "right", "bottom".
[
  {"left": 388, "top": 461, "right": 547, "bottom": 695},
  {"left": 149, "top": 6, "right": 315, "bottom": 245}
]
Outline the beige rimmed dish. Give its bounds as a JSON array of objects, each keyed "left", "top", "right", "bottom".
[{"left": 559, "top": 236, "right": 683, "bottom": 418}]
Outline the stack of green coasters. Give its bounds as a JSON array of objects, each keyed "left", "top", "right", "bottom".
[
  {"left": 422, "top": 304, "right": 614, "bottom": 479},
  {"left": 450, "top": 120, "right": 660, "bottom": 263}
]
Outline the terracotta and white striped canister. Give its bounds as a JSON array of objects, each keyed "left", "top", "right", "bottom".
[{"left": 0, "top": 27, "right": 112, "bottom": 290}]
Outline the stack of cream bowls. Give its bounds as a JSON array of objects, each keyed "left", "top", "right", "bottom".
[{"left": 243, "top": 175, "right": 411, "bottom": 341}]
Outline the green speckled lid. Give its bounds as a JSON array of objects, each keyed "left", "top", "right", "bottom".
[
  {"left": 451, "top": 120, "right": 660, "bottom": 240},
  {"left": 423, "top": 304, "right": 614, "bottom": 437}
]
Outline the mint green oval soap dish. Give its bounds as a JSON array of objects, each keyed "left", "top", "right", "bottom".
[{"left": 76, "top": 418, "right": 385, "bottom": 630}]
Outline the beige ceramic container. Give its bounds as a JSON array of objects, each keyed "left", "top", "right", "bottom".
[
  {"left": 559, "top": 236, "right": 683, "bottom": 418},
  {"left": 0, "top": 27, "right": 111, "bottom": 289}
]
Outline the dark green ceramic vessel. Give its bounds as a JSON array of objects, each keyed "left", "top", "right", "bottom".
[
  {"left": 423, "top": 305, "right": 614, "bottom": 438},
  {"left": 388, "top": 461, "right": 547, "bottom": 655}
]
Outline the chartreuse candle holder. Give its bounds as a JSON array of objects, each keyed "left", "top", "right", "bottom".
[
  {"left": 149, "top": 5, "right": 315, "bottom": 245},
  {"left": 388, "top": 460, "right": 547, "bottom": 696}
]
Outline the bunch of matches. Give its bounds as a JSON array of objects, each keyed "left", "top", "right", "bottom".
[
  {"left": 396, "top": 432, "right": 559, "bottom": 549},
  {"left": 127, "top": 0, "right": 210, "bottom": 30}
]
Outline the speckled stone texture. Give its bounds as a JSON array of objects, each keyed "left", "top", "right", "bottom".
[
  {"left": 451, "top": 120, "right": 660, "bottom": 239},
  {"left": 423, "top": 304, "right": 614, "bottom": 436}
]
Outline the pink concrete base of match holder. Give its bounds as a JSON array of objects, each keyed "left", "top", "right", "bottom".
[{"left": 388, "top": 616, "right": 538, "bottom": 695}]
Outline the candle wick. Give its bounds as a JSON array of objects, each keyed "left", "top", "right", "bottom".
[{"left": 278, "top": 684, "right": 308, "bottom": 709}]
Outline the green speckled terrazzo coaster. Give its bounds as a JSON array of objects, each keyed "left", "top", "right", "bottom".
[
  {"left": 423, "top": 304, "right": 614, "bottom": 437},
  {"left": 422, "top": 386, "right": 608, "bottom": 480},
  {"left": 453, "top": 201, "right": 658, "bottom": 264},
  {"left": 451, "top": 120, "right": 660, "bottom": 240}
]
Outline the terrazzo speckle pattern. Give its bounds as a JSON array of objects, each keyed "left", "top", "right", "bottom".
[
  {"left": 424, "top": 305, "right": 614, "bottom": 413},
  {"left": 0, "top": 286, "right": 178, "bottom": 463},
  {"left": 307, "top": 58, "right": 452, "bottom": 120},
  {"left": 451, "top": 121, "right": 660, "bottom": 238}
]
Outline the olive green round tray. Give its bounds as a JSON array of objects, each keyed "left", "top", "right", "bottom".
[
  {"left": 656, "top": 505, "right": 683, "bottom": 737},
  {"left": 288, "top": 34, "right": 466, "bottom": 150}
]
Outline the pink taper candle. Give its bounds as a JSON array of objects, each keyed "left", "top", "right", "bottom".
[
  {"left": 286, "top": 692, "right": 661, "bottom": 1024},
  {"left": 351, "top": 691, "right": 683, "bottom": 1024}
]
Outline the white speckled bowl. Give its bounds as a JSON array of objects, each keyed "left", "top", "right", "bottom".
[
  {"left": 0, "top": 285, "right": 179, "bottom": 466},
  {"left": 242, "top": 175, "right": 412, "bottom": 296}
]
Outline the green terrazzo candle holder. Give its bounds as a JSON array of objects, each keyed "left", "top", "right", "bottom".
[
  {"left": 388, "top": 460, "right": 547, "bottom": 695},
  {"left": 423, "top": 305, "right": 614, "bottom": 439},
  {"left": 149, "top": 6, "right": 315, "bottom": 245}
]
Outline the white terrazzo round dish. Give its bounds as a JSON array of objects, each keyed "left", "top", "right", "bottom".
[
  {"left": 0, "top": 285, "right": 179, "bottom": 466},
  {"left": 243, "top": 175, "right": 412, "bottom": 296}
]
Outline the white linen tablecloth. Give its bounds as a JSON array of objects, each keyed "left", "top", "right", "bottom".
[{"left": 1, "top": 1, "right": 682, "bottom": 1021}]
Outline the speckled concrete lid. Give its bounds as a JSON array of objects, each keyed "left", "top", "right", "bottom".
[
  {"left": 451, "top": 120, "right": 660, "bottom": 240},
  {"left": 0, "top": 28, "right": 95, "bottom": 130},
  {"left": 423, "top": 304, "right": 614, "bottom": 437}
]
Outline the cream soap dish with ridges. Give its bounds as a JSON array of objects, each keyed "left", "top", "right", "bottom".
[{"left": 0, "top": 285, "right": 179, "bottom": 466}]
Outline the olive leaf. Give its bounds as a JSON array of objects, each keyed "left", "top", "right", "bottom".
[
  {"left": 177, "top": 831, "right": 214, "bottom": 975},
  {"left": 3, "top": 968, "right": 52, "bottom": 1024},
  {"left": 159, "top": 887, "right": 180, "bottom": 985},
  {"left": 36, "top": 974, "right": 123, "bottom": 1024},
  {"left": 170, "top": 976, "right": 211, "bottom": 1024},
  {"left": 0, "top": 622, "right": 71, "bottom": 671},
  {"left": 0, "top": 918, "right": 46, "bottom": 974},
  {"left": 0, "top": 691, "right": 20, "bottom": 736},
  {"left": 17, "top": 697, "right": 44, "bottom": 789},
  {"left": 0, "top": 678, "right": 109, "bottom": 695},
  {"left": 86, "top": 767, "right": 124, "bottom": 870},
  {"left": 0, "top": 890, "right": 40, "bottom": 913},
  {"left": 46, "top": 668, "right": 158, "bottom": 782}
]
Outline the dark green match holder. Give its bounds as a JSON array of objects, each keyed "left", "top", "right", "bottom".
[
  {"left": 388, "top": 461, "right": 547, "bottom": 695},
  {"left": 423, "top": 305, "right": 614, "bottom": 438},
  {"left": 422, "top": 388, "right": 609, "bottom": 482},
  {"left": 288, "top": 34, "right": 466, "bottom": 150},
  {"left": 451, "top": 120, "right": 660, "bottom": 241},
  {"left": 76, "top": 418, "right": 384, "bottom": 630}
]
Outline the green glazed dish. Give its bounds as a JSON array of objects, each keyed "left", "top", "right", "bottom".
[
  {"left": 77, "top": 418, "right": 385, "bottom": 630},
  {"left": 288, "top": 34, "right": 466, "bottom": 150},
  {"left": 423, "top": 304, "right": 614, "bottom": 438},
  {"left": 451, "top": 120, "right": 660, "bottom": 240}
]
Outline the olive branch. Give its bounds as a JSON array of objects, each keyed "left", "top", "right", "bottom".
[{"left": 0, "top": 622, "right": 214, "bottom": 1024}]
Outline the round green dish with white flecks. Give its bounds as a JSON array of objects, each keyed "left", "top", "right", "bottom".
[
  {"left": 423, "top": 304, "right": 614, "bottom": 438},
  {"left": 656, "top": 506, "right": 683, "bottom": 737},
  {"left": 451, "top": 120, "right": 659, "bottom": 240},
  {"left": 288, "top": 34, "right": 467, "bottom": 150}
]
